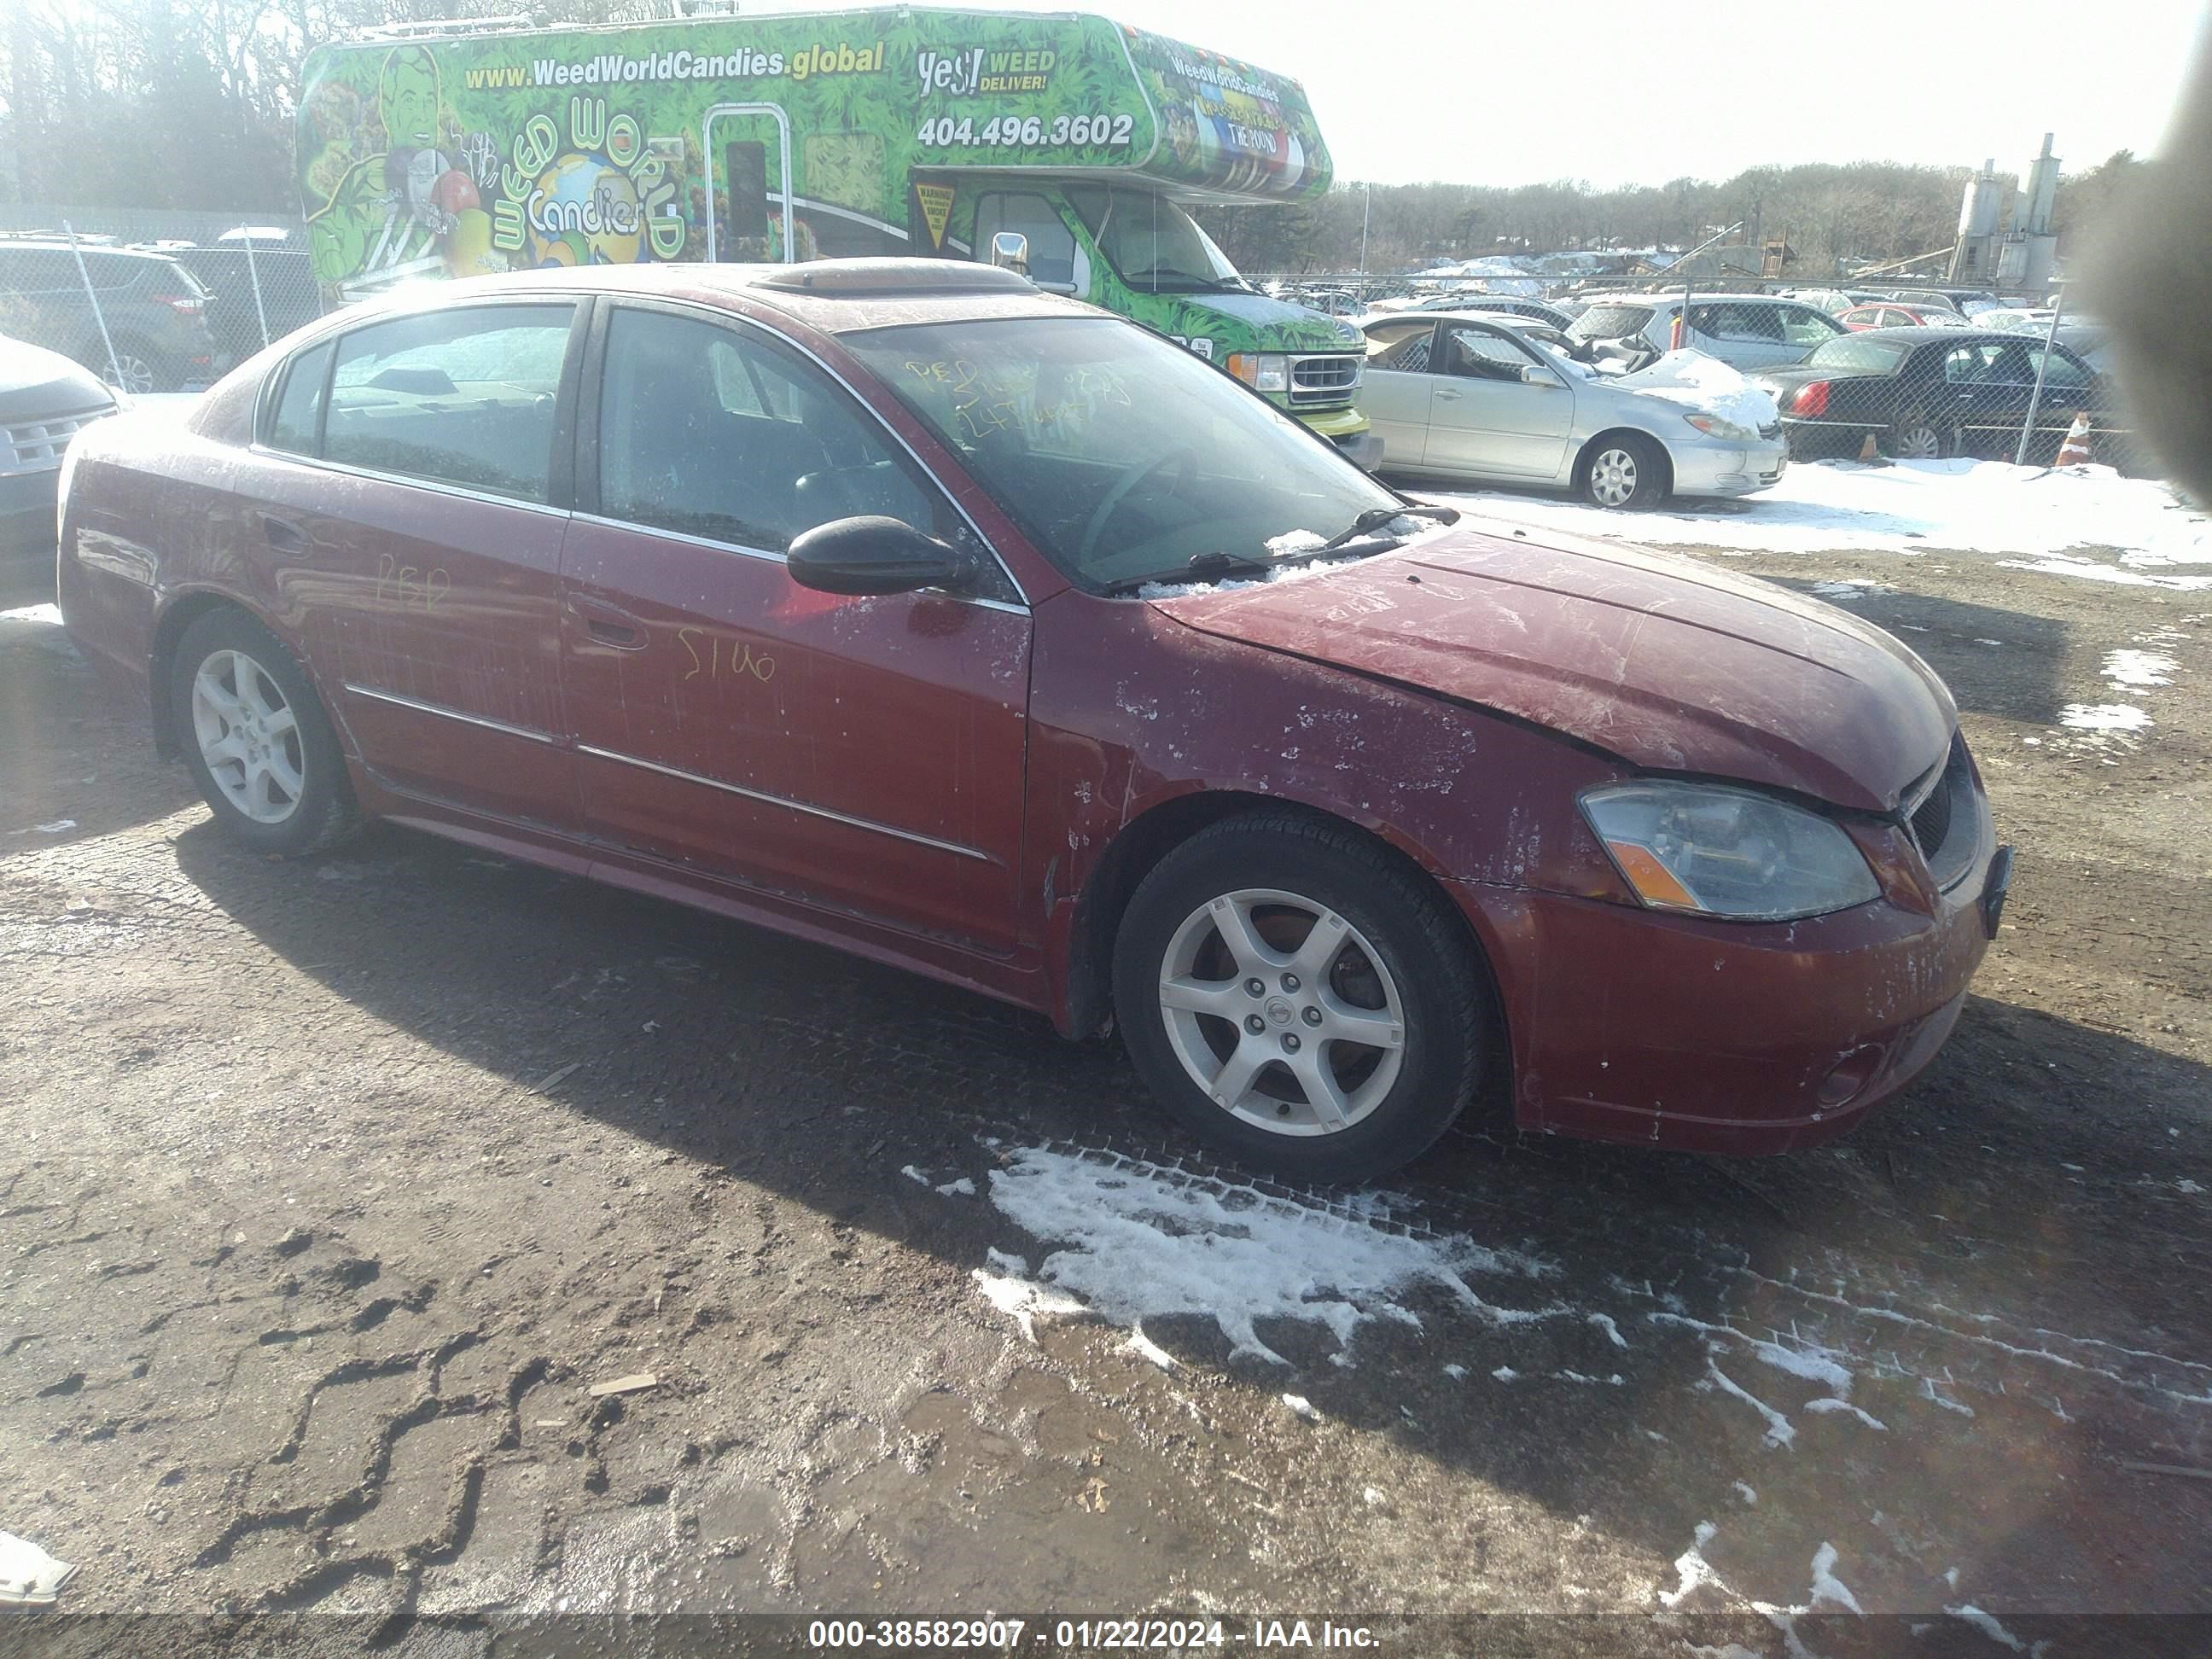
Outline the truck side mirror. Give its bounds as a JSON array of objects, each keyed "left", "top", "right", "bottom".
[{"left": 989, "top": 231, "right": 1029, "bottom": 275}]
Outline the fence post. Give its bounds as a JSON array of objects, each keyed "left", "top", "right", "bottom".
[
  {"left": 62, "top": 221, "right": 125, "bottom": 393},
  {"left": 241, "top": 224, "right": 271, "bottom": 349},
  {"left": 2012, "top": 283, "right": 2066, "bottom": 467}
]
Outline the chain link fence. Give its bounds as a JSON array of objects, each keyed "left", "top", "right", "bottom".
[{"left": 0, "top": 206, "right": 323, "bottom": 394}]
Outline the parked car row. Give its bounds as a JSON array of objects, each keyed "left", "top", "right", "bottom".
[
  {"left": 1359, "top": 310, "right": 1786, "bottom": 508},
  {"left": 0, "top": 232, "right": 322, "bottom": 394},
  {"left": 1750, "top": 328, "right": 2111, "bottom": 461},
  {"left": 0, "top": 240, "right": 218, "bottom": 393}
]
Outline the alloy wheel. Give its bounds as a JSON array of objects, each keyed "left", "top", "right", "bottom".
[
  {"left": 1156, "top": 888, "right": 1406, "bottom": 1137},
  {"left": 190, "top": 649, "right": 305, "bottom": 824},
  {"left": 1894, "top": 422, "right": 1943, "bottom": 459},
  {"left": 109, "top": 352, "right": 158, "bottom": 396}
]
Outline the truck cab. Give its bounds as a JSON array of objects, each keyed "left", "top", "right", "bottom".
[{"left": 956, "top": 181, "right": 1372, "bottom": 463}]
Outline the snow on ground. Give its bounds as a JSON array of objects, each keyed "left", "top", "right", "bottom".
[
  {"left": 1, "top": 604, "right": 63, "bottom": 625},
  {"left": 2104, "top": 648, "right": 2178, "bottom": 689},
  {"left": 2061, "top": 703, "right": 2154, "bottom": 734},
  {"left": 975, "top": 1144, "right": 1551, "bottom": 1365},
  {"left": 1423, "top": 457, "right": 2212, "bottom": 581}
]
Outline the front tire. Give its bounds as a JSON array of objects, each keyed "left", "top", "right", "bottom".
[
  {"left": 170, "top": 607, "right": 358, "bottom": 857},
  {"left": 1579, "top": 432, "right": 1668, "bottom": 509},
  {"left": 1112, "top": 812, "right": 1499, "bottom": 1183}
]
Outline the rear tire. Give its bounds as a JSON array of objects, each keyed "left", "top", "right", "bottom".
[
  {"left": 1881, "top": 409, "right": 1956, "bottom": 460},
  {"left": 170, "top": 607, "right": 358, "bottom": 858},
  {"left": 1112, "top": 812, "right": 1499, "bottom": 1184},
  {"left": 1579, "top": 432, "right": 1668, "bottom": 509}
]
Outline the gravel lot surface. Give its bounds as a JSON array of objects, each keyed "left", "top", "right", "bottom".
[{"left": 2, "top": 500, "right": 2207, "bottom": 1656}]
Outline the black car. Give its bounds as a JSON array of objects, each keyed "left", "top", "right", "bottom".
[
  {"left": 1, "top": 335, "right": 117, "bottom": 601},
  {"left": 1750, "top": 329, "right": 2110, "bottom": 462},
  {"left": 155, "top": 245, "right": 323, "bottom": 372},
  {"left": 0, "top": 241, "right": 218, "bottom": 393}
]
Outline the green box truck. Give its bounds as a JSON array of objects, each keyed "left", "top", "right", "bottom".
[{"left": 296, "top": 7, "right": 1377, "bottom": 461}]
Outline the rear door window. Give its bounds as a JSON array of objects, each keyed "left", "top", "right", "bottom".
[{"left": 323, "top": 304, "right": 575, "bottom": 503}]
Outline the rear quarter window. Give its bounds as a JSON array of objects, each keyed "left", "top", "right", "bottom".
[
  {"left": 1569, "top": 305, "right": 1656, "bottom": 341},
  {"left": 265, "top": 340, "right": 334, "bottom": 456}
]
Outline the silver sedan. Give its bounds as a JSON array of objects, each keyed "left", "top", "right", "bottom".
[{"left": 1359, "top": 311, "right": 1790, "bottom": 510}]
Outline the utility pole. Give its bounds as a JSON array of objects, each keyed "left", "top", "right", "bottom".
[{"left": 1359, "top": 181, "right": 1371, "bottom": 281}]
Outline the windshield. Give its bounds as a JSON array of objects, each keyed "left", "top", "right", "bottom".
[
  {"left": 845, "top": 315, "right": 1402, "bottom": 593},
  {"left": 1569, "top": 304, "right": 1656, "bottom": 342},
  {"left": 1063, "top": 185, "right": 1243, "bottom": 294},
  {"left": 1807, "top": 335, "right": 1914, "bottom": 372}
]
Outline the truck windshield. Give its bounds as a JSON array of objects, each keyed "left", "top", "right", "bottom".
[
  {"left": 1063, "top": 185, "right": 1244, "bottom": 294},
  {"left": 845, "top": 315, "right": 1401, "bottom": 594}
]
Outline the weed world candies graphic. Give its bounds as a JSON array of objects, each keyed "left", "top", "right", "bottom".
[{"left": 526, "top": 154, "right": 644, "bottom": 266}]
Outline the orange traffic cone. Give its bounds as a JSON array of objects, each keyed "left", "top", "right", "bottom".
[
  {"left": 2056, "top": 410, "right": 2093, "bottom": 467},
  {"left": 1856, "top": 432, "right": 1880, "bottom": 463}
]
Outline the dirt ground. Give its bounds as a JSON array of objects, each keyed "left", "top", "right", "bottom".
[{"left": 1, "top": 503, "right": 2208, "bottom": 1657}]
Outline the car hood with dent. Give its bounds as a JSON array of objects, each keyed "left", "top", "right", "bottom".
[{"left": 1150, "top": 526, "right": 1955, "bottom": 813}]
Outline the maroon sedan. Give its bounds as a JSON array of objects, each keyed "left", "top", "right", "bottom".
[{"left": 56, "top": 260, "right": 2010, "bottom": 1183}]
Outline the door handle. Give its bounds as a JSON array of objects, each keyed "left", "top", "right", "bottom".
[
  {"left": 1435, "top": 389, "right": 1463, "bottom": 401},
  {"left": 587, "top": 617, "right": 644, "bottom": 649},
  {"left": 568, "top": 595, "right": 649, "bottom": 651},
  {"left": 258, "top": 512, "right": 307, "bottom": 554}
]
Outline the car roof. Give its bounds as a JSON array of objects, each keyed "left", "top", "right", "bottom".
[
  {"left": 0, "top": 239, "right": 180, "bottom": 263},
  {"left": 328, "top": 259, "right": 1097, "bottom": 337},
  {"left": 1826, "top": 326, "right": 2050, "bottom": 345}
]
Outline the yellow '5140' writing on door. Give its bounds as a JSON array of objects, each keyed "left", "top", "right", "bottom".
[{"left": 678, "top": 627, "right": 776, "bottom": 684}]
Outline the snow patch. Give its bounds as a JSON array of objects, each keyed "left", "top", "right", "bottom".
[
  {"left": 1705, "top": 1361, "right": 1796, "bottom": 1448},
  {"left": 1, "top": 603, "right": 65, "bottom": 625},
  {"left": 1121, "top": 1325, "right": 1178, "bottom": 1372},
  {"left": 969, "top": 1267, "right": 1088, "bottom": 1344},
  {"left": 1805, "top": 1397, "right": 1889, "bottom": 1430},
  {"left": 1808, "top": 1542, "right": 1862, "bottom": 1615},
  {"left": 934, "top": 1177, "right": 977, "bottom": 1197},
  {"left": 1948, "top": 1605, "right": 2027, "bottom": 1651},
  {"left": 2103, "top": 649, "right": 2177, "bottom": 689},
  {"left": 1657, "top": 1521, "right": 1722, "bottom": 1608},
  {"left": 981, "top": 1145, "right": 1547, "bottom": 1367},
  {"left": 1732, "top": 1481, "right": 1757, "bottom": 1505},
  {"left": 1281, "top": 1393, "right": 1321, "bottom": 1422},
  {"left": 2059, "top": 702, "right": 2152, "bottom": 734}
]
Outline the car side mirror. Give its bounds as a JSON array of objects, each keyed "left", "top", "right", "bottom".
[
  {"left": 988, "top": 231, "right": 1029, "bottom": 275},
  {"left": 787, "top": 516, "right": 978, "bottom": 597},
  {"left": 1518, "top": 364, "right": 1553, "bottom": 384}
]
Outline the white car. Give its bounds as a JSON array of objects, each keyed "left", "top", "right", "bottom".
[
  {"left": 1568, "top": 294, "right": 1847, "bottom": 371},
  {"left": 1359, "top": 311, "right": 1788, "bottom": 509}
]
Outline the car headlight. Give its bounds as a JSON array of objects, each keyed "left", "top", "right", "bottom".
[
  {"left": 1580, "top": 781, "right": 1881, "bottom": 921},
  {"left": 1226, "top": 352, "right": 1289, "bottom": 393},
  {"left": 1684, "top": 412, "right": 1758, "bottom": 442}
]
